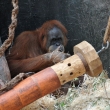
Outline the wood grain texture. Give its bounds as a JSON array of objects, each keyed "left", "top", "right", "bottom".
[
  {"left": 51, "top": 54, "right": 86, "bottom": 85},
  {"left": 74, "top": 41, "right": 103, "bottom": 77},
  {"left": 0, "top": 67, "right": 60, "bottom": 110}
]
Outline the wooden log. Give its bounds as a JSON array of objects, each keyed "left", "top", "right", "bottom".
[
  {"left": 0, "top": 68, "right": 61, "bottom": 110},
  {"left": 0, "top": 54, "right": 86, "bottom": 110},
  {"left": 51, "top": 54, "right": 86, "bottom": 85},
  {"left": 0, "top": 41, "right": 103, "bottom": 110}
]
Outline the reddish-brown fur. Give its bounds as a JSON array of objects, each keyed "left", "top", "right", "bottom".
[{"left": 6, "top": 20, "right": 68, "bottom": 78}]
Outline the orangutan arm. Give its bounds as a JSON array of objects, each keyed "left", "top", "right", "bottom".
[
  {"left": 8, "top": 54, "right": 53, "bottom": 78},
  {"left": 8, "top": 51, "right": 70, "bottom": 78}
]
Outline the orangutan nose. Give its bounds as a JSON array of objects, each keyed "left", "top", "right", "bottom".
[{"left": 56, "top": 43, "right": 60, "bottom": 46}]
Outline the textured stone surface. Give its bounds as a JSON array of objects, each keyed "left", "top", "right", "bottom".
[
  {"left": 0, "top": 0, "right": 110, "bottom": 74},
  {"left": 0, "top": 38, "right": 11, "bottom": 86}
]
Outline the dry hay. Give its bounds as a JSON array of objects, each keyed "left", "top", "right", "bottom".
[{"left": 22, "top": 70, "right": 110, "bottom": 110}]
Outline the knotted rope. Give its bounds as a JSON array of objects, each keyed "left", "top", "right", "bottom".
[
  {"left": 0, "top": 0, "right": 19, "bottom": 57},
  {"left": 103, "top": 16, "right": 110, "bottom": 44}
]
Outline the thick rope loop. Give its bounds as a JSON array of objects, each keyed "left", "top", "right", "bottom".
[
  {"left": 0, "top": 0, "right": 19, "bottom": 57},
  {"left": 103, "top": 16, "right": 110, "bottom": 44}
]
